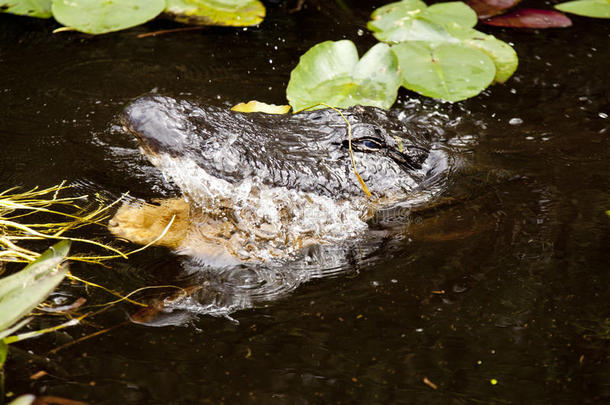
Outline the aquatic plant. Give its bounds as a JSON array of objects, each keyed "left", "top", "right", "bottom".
[
  {"left": 287, "top": 0, "right": 518, "bottom": 104},
  {"left": 286, "top": 41, "right": 401, "bottom": 111},
  {"left": 0, "top": 241, "right": 72, "bottom": 404},
  {"left": 0, "top": 0, "right": 266, "bottom": 34},
  {"left": 0, "top": 183, "right": 125, "bottom": 263},
  {"left": 555, "top": 0, "right": 610, "bottom": 18},
  {"left": 481, "top": 8, "right": 573, "bottom": 27},
  {"left": 0, "top": 184, "right": 182, "bottom": 401},
  {"left": 468, "top": 0, "right": 610, "bottom": 26},
  {"left": 0, "top": 241, "right": 71, "bottom": 341}
]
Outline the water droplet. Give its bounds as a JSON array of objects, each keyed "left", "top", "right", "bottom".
[
  {"left": 509, "top": 118, "right": 523, "bottom": 125},
  {"left": 357, "top": 29, "right": 364, "bottom": 36},
  {"left": 599, "top": 112, "right": 608, "bottom": 119}
]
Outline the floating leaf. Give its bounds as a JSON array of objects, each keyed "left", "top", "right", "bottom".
[
  {"left": 51, "top": 0, "right": 166, "bottom": 34},
  {"left": 286, "top": 40, "right": 401, "bottom": 111},
  {"left": 0, "top": 241, "right": 70, "bottom": 332},
  {"left": 368, "top": 0, "right": 477, "bottom": 43},
  {"left": 423, "top": 1, "right": 479, "bottom": 28},
  {"left": 165, "top": 0, "right": 265, "bottom": 26},
  {"left": 231, "top": 101, "right": 290, "bottom": 114},
  {"left": 392, "top": 41, "right": 496, "bottom": 102},
  {"left": 483, "top": 8, "right": 572, "bottom": 27},
  {"left": 0, "top": 340, "right": 6, "bottom": 366},
  {"left": 0, "top": 0, "right": 52, "bottom": 18},
  {"left": 466, "top": 0, "right": 521, "bottom": 18},
  {"left": 446, "top": 25, "right": 518, "bottom": 83},
  {"left": 555, "top": 0, "right": 610, "bottom": 18},
  {"left": 6, "top": 395, "right": 36, "bottom": 405}
]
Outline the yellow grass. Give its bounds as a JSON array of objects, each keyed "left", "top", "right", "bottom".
[
  {"left": 0, "top": 182, "right": 182, "bottom": 325},
  {"left": 0, "top": 182, "right": 125, "bottom": 265},
  {"left": 0, "top": 182, "right": 175, "bottom": 266}
]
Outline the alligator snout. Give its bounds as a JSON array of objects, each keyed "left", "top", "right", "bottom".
[{"left": 122, "top": 96, "right": 192, "bottom": 156}]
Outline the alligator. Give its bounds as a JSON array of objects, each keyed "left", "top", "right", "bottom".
[{"left": 109, "top": 95, "right": 448, "bottom": 264}]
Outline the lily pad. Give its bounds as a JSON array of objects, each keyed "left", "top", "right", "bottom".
[
  {"left": 555, "top": 0, "right": 610, "bottom": 18},
  {"left": 367, "top": 0, "right": 477, "bottom": 43},
  {"left": 0, "top": 241, "right": 70, "bottom": 332},
  {"left": 424, "top": 1, "right": 479, "bottom": 28},
  {"left": 466, "top": 0, "right": 521, "bottom": 18},
  {"left": 165, "top": 0, "right": 265, "bottom": 26},
  {"left": 483, "top": 8, "right": 572, "bottom": 27},
  {"left": 0, "top": 0, "right": 52, "bottom": 18},
  {"left": 51, "top": 0, "right": 165, "bottom": 34},
  {"left": 231, "top": 101, "right": 290, "bottom": 114},
  {"left": 286, "top": 40, "right": 401, "bottom": 111},
  {"left": 446, "top": 24, "right": 518, "bottom": 83},
  {"left": 392, "top": 41, "right": 496, "bottom": 102}
]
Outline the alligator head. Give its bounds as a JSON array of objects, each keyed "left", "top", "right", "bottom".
[{"left": 110, "top": 95, "right": 447, "bottom": 263}]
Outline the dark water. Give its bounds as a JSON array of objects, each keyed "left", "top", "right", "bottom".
[{"left": 1, "top": 1, "right": 609, "bottom": 404}]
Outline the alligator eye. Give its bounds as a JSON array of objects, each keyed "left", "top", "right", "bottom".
[
  {"left": 355, "top": 137, "right": 384, "bottom": 151},
  {"left": 341, "top": 137, "right": 385, "bottom": 152}
]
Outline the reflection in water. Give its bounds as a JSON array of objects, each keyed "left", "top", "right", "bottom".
[{"left": 129, "top": 234, "right": 405, "bottom": 324}]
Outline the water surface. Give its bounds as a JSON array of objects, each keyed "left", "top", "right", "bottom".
[{"left": 1, "top": 1, "right": 608, "bottom": 404}]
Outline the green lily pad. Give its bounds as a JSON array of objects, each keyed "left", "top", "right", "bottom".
[
  {"left": 165, "top": 0, "right": 265, "bottom": 26},
  {"left": 447, "top": 24, "right": 518, "bottom": 83},
  {"left": 0, "top": 0, "right": 52, "bottom": 18},
  {"left": 424, "top": 1, "right": 479, "bottom": 28},
  {"left": 51, "top": 0, "right": 165, "bottom": 34},
  {"left": 555, "top": 0, "right": 610, "bottom": 18},
  {"left": 392, "top": 41, "right": 496, "bottom": 102},
  {"left": 367, "top": 0, "right": 477, "bottom": 43},
  {"left": 286, "top": 40, "right": 401, "bottom": 111},
  {"left": 0, "top": 241, "right": 70, "bottom": 332}
]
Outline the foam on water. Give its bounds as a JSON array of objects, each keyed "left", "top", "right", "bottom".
[{"left": 142, "top": 140, "right": 449, "bottom": 263}]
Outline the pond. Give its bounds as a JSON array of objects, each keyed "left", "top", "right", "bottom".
[{"left": 1, "top": 0, "right": 609, "bottom": 403}]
